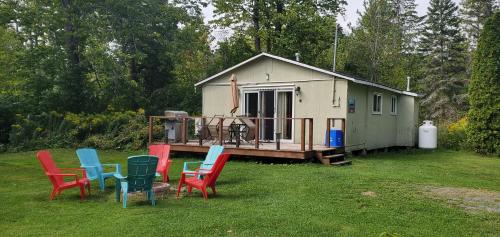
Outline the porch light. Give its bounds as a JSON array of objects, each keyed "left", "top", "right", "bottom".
[
  {"left": 265, "top": 73, "right": 270, "bottom": 81},
  {"left": 295, "top": 86, "right": 301, "bottom": 96}
]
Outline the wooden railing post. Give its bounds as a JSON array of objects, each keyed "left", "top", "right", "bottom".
[
  {"left": 308, "top": 119, "right": 313, "bottom": 151},
  {"left": 300, "top": 118, "right": 305, "bottom": 151},
  {"left": 326, "top": 118, "right": 331, "bottom": 148},
  {"left": 182, "top": 117, "right": 188, "bottom": 144},
  {"left": 148, "top": 116, "right": 153, "bottom": 144},
  {"left": 218, "top": 118, "right": 224, "bottom": 146},
  {"left": 199, "top": 117, "right": 205, "bottom": 146},
  {"left": 255, "top": 119, "right": 260, "bottom": 149}
]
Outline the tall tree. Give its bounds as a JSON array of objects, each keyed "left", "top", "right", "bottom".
[
  {"left": 212, "top": 0, "right": 346, "bottom": 62},
  {"left": 419, "top": 0, "right": 468, "bottom": 122},
  {"left": 467, "top": 12, "right": 500, "bottom": 155},
  {"left": 342, "top": 0, "right": 422, "bottom": 88},
  {"left": 344, "top": 0, "right": 400, "bottom": 85},
  {"left": 460, "top": 0, "right": 498, "bottom": 49}
]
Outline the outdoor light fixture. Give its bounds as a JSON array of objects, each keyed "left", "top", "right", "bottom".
[
  {"left": 265, "top": 73, "right": 270, "bottom": 81},
  {"left": 295, "top": 86, "right": 301, "bottom": 96}
]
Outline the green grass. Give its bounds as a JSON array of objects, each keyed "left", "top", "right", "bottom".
[{"left": 0, "top": 149, "right": 498, "bottom": 236}]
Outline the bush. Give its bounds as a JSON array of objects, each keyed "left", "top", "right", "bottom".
[
  {"left": 467, "top": 12, "right": 500, "bottom": 156},
  {"left": 6, "top": 110, "right": 151, "bottom": 151},
  {"left": 438, "top": 117, "right": 469, "bottom": 150}
]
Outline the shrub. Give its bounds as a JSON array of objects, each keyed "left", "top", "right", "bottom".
[
  {"left": 6, "top": 110, "right": 151, "bottom": 151},
  {"left": 438, "top": 117, "right": 469, "bottom": 150},
  {"left": 467, "top": 12, "right": 500, "bottom": 156}
]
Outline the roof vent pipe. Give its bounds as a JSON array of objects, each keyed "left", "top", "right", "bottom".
[
  {"left": 295, "top": 52, "right": 300, "bottom": 62},
  {"left": 406, "top": 76, "right": 411, "bottom": 91}
]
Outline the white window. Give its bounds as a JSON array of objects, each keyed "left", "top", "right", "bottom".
[
  {"left": 390, "top": 96, "right": 398, "bottom": 115},
  {"left": 372, "top": 93, "right": 382, "bottom": 114}
]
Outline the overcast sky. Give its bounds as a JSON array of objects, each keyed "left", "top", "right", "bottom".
[{"left": 202, "top": 0, "right": 460, "bottom": 41}]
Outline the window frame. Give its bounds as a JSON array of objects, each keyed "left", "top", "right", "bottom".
[
  {"left": 390, "top": 95, "right": 398, "bottom": 115},
  {"left": 372, "top": 93, "right": 382, "bottom": 115}
]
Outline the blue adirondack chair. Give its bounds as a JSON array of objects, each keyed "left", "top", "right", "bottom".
[
  {"left": 76, "top": 148, "right": 121, "bottom": 191},
  {"left": 114, "top": 155, "right": 158, "bottom": 208},
  {"left": 183, "top": 145, "right": 224, "bottom": 175}
]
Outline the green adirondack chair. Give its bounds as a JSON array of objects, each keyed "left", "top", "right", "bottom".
[{"left": 114, "top": 155, "right": 158, "bottom": 208}]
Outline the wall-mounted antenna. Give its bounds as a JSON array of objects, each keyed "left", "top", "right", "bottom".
[{"left": 332, "top": 24, "right": 339, "bottom": 72}]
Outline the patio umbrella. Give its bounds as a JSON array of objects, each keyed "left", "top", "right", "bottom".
[{"left": 230, "top": 74, "right": 239, "bottom": 115}]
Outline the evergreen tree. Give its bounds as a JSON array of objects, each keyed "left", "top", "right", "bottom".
[
  {"left": 467, "top": 12, "right": 500, "bottom": 155},
  {"left": 460, "top": 0, "right": 498, "bottom": 49},
  {"left": 419, "top": 0, "right": 468, "bottom": 122},
  {"left": 343, "top": 0, "right": 421, "bottom": 88}
]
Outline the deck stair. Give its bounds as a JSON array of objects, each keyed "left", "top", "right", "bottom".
[{"left": 316, "top": 148, "right": 351, "bottom": 166}]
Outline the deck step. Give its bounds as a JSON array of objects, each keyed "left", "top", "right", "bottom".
[
  {"left": 331, "top": 160, "right": 352, "bottom": 166},
  {"left": 322, "top": 154, "right": 345, "bottom": 159}
]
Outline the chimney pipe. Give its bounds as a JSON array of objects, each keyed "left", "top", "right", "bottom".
[
  {"left": 295, "top": 52, "right": 300, "bottom": 62},
  {"left": 406, "top": 76, "right": 411, "bottom": 91}
]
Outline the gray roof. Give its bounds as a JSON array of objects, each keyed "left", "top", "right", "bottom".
[{"left": 195, "top": 53, "right": 418, "bottom": 97}]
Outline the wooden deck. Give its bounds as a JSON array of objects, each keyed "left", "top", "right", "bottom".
[
  {"left": 168, "top": 140, "right": 340, "bottom": 160},
  {"left": 149, "top": 115, "right": 349, "bottom": 164}
]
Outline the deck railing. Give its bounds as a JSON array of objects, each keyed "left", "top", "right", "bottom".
[{"left": 148, "top": 116, "right": 314, "bottom": 151}]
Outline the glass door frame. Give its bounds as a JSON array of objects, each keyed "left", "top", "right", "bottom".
[{"left": 240, "top": 86, "right": 295, "bottom": 143}]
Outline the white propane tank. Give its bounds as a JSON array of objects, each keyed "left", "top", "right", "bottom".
[{"left": 419, "top": 120, "right": 437, "bottom": 149}]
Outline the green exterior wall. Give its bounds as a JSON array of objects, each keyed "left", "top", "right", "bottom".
[
  {"left": 345, "top": 82, "right": 418, "bottom": 150},
  {"left": 200, "top": 56, "right": 418, "bottom": 150}
]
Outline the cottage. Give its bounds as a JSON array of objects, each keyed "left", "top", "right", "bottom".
[{"left": 195, "top": 53, "right": 419, "bottom": 152}]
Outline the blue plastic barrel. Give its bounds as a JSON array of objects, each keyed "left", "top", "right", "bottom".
[{"left": 325, "top": 129, "right": 344, "bottom": 147}]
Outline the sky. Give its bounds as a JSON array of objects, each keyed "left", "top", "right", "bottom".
[{"left": 202, "top": 0, "right": 460, "bottom": 41}]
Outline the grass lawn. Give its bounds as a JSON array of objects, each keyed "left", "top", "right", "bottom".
[{"left": 0, "top": 149, "right": 499, "bottom": 236}]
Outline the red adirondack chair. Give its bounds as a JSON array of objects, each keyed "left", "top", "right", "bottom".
[
  {"left": 36, "top": 150, "right": 91, "bottom": 200},
  {"left": 176, "top": 153, "right": 230, "bottom": 200},
  {"left": 148, "top": 144, "right": 172, "bottom": 183}
]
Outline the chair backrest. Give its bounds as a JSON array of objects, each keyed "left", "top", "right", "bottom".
[
  {"left": 238, "top": 117, "right": 256, "bottom": 141},
  {"left": 148, "top": 144, "right": 171, "bottom": 172},
  {"left": 201, "top": 145, "right": 224, "bottom": 170},
  {"left": 36, "top": 150, "right": 64, "bottom": 186},
  {"left": 126, "top": 155, "right": 158, "bottom": 192},
  {"left": 76, "top": 148, "right": 103, "bottom": 179},
  {"left": 203, "top": 153, "right": 230, "bottom": 186}
]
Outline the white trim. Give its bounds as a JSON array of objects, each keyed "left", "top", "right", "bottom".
[
  {"left": 240, "top": 83, "right": 295, "bottom": 89},
  {"left": 204, "top": 79, "right": 330, "bottom": 87},
  {"left": 372, "top": 93, "right": 383, "bottom": 115},
  {"left": 240, "top": 86, "right": 295, "bottom": 143},
  {"left": 195, "top": 53, "right": 419, "bottom": 97}
]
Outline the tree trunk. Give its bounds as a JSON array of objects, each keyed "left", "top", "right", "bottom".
[
  {"left": 61, "top": 0, "right": 86, "bottom": 112},
  {"left": 252, "top": 0, "right": 261, "bottom": 52},
  {"left": 275, "top": 0, "right": 283, "bottom": 33},
  {"left": 264, "top": 4, "right": 272, "bottom": 52}
]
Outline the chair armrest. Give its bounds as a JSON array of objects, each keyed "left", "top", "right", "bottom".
[
  {"left": 48, "top": 173, "right": 80, "bottom": 181},
  {"left": 183, "top": 161, "right": 203, "bottom": 171},
  {"left": 102, "top": 163, "right": 122, "bottom": 174},
  {"left": 182, "top": 170, "right": 213, "bottom": 176},
  {"left": 183, "top": 161, "right": 203, "bottom": 165},
  {"left": 113, "top": 173, "right": 127, "bottom": 180},
  {"left": 59, "top": 168, "right": 87, "bottom": 178}
]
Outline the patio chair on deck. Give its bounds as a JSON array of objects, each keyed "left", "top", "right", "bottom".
[
  {"left": 177, "top": 153, "right": 231, "bottom": 200},
  {"left": 237, "top": 116, "right": 256, "bottom": 143},
  {"left": 36, "top": 150, "right": 91, "bottom": 200},
  {"left": 76, "top": 148, "right": 121, "bottom": 191}
]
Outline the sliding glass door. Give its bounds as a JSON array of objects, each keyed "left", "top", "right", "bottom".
[
  {"left": 243, "top": 88, "right": 294, "bottom": 142},
  {"left": 276, "top": 91, "right": 293, "bottom": 140}
]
